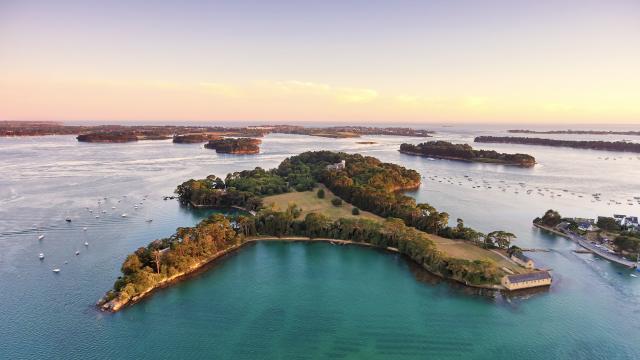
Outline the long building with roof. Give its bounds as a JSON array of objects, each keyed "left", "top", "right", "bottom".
[{"left": 501, "top": 271, "right": 552, "bottom": 291}]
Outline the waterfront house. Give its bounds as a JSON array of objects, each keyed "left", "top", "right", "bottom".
[
  {"left": 511, "top": 252, "right": 535, "bottom": 269},
  {"left": 326, "top": 160, "right": 346, "bottom": 171},
  {"left": 501, "top": 271, "right": 552, "bottom": 291},
  {"left": 577, "top": 221, "right": 596, "bottom": 232}
]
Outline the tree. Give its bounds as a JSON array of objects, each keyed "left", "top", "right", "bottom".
[
  {"left": 597, "top": 217, "right": 621, "bottom": 231},
  {"left": 487, "top": 231, "right": 516, "bottom": 249},
  {"left": 152, "top": 250, "right": 162, "bottom": 274},
  {"left": 317, "top": 189, "right": 325, "bottom": 199},
  {"left": 121, "top": 254, "right": 142, "bottom": 275},
  {"left": 540, "top": 209, "right": 562, "bottom": 227},
  {"left": 331, "top": 198, "right": 343, "bottom": 206},
  {"left": 352, "top": 207, "right": 360, "bottom": 215}
]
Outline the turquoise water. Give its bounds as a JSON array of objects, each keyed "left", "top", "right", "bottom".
[{"left": 1, "top": 130, "right": 640, "bottom": 359}]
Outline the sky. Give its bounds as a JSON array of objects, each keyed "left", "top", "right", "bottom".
[{"left": 1, "top": 0, "right": 639, "bottom": 124}]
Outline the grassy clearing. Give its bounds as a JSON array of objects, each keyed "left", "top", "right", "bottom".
[
  {"left": 263, "top": 184, "right": 382, "bottom": 222},
  {"left": 264, "top": 185, "right": 524, "bottom": 272}
]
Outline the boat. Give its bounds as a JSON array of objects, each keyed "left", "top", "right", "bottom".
[
  {"left": 121, "top": 213, "right": 127, "bottom": 217},
  {"left": 84, "top": 242, "right": 89, "bottom": 246},
  {"left": 38, "top": 235, "right": 45, "bottom": 240},
  {"left": 65, "top": 217, "right": 72, "bottom": 222},
  {"left": 52, "top": 268, "right": 60, "bottom": 273},
  {"left": 631, "top": 274, "right": 638, "bottom": 278},
  {"left": 146, "top": 219, "right": 153, "bottom": 222},
  {"left": 75, "top": 251, "right": 80, "bottom": 255},
  {"left": 39, "top": 253, "right": 44, "bottom": 260},
  {"left": 83, "top": 227, "right": 87, "bottom": 231}
]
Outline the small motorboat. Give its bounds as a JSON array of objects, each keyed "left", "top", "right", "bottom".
[
  {"left": 38, "top": 235, "right": 45, "bottom": 240},
  {"left": 145, "top": 219, "right": 153, "bottom": 223},
  {"left": 65, "top": 217, "right": 72, "bottom": 222},
  {"left": 631, "top": 274, "right": 638, "bottom": 278},
  {"left": 121, "top": 213, "right": 127, "bottom": 217},
  {"left": 84, "top": 242, "right": 89, "bottom": 246},
  {"left": 39, "top": 253, "right": 44, "bottom": 260},
  {"left": 52, "top": 268, "right": 60, "bottom": 273},
  {"left": 83, "top": 227, "right": 87, "bottom": 231},
  {"left": 75, "top": 251, "right": 80, "bottom": 256},
  {"left": 95, "top": 215, "right": 100, "bottom": 218},
  {"left": 111, "top": 206, "right": 116, "bottom": 209}
]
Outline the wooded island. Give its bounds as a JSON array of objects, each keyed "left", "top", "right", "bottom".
[
  {"left": 400, "top": 141, "right": 536, "bottom": 167},
  {"left": 99, "top": 151, "right": 531, "bottom": 312}
]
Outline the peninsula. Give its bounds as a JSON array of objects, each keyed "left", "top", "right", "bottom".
[
  {"left": 204, "top": 138, "right": 261, "bottom": 154},
  {"left": 400, "top": 141, "right": 536, "bottom": 167},
  {"left": 99, "top": 151, "right": 540, "bottom": 312},
  {"left": 475, "top": 136, "right": 640, "bottom": 153}
]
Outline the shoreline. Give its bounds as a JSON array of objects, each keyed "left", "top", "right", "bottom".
[
  {"left": 399, "top": 149, "right": 534, "bottom": 167},
  {"left": 98, "top": 236, "right": 503, "bottom": 313}
]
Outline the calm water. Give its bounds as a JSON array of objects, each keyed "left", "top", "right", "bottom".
[{"left": 1, "top": 129, "right": 640, "bottom": 359}]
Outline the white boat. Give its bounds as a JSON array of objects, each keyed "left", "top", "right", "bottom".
[
  {"left": 38, "top": 235, "right": 45, "bottom": 240},
  {"left": 121, "top": 213, "right": 127, "bottom": 217},
  {"left": 112, "top": 206, "right": 116, "bottom": 209},
  {"left": 84, "top": 242, "right": 89, "bottom": 246},
  {"left": 631, "top": 274, "right": 638, "bottom": 278},
  {"left": 75, "top": 251, "right": 80, "bottom": 255},
  {"left": 52, "top": 268, "right": 60, "bottom": 273},
  {"left": 83, "top": 227, "right": 87, "bottom": 231},
  {"left": 39, "top": 253, "right": 44, "bottom": 259}
]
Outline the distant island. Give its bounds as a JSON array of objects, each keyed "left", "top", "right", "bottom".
[
  {"left": 475, "top": 136, "right": 640, "bottom": 153},
  {"left": 172, "top": 134, "right": 222, "bottom": 144},
  {"left": 509, "top": 129, "right": 640, "bottom": 136},
  {"left": 98, "top": 151, "right": 542, "bottom": 312},
  {"left": 204, "top": 138, "right": 261, "bottom": 154},
  {"left": 77, "top": 131, "right": 139, "bottom": 143},
  {"left": 400, "top": 141, "right": 536, "bottom": 167},
  {"left": 1, "top": 121, "right": 432, "bottom": 139}
]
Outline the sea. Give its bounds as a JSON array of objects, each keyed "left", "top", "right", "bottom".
[{"left": 1, "top": 125, "right": 639, "bottom": 359}]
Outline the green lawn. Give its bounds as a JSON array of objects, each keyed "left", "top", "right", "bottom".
[{"left": 263, "top": 184, "right": 383, "bottom": 222}]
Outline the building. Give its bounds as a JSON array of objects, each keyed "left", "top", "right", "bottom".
[
  {"left": 501, "top": 271, "right": 552, "bottom": 290},
  {"left": 326, "top": 160, "right": 346, "bottom": 171},
  {"left": 511, "top": 252, "right": 535, "bottom": 269}
]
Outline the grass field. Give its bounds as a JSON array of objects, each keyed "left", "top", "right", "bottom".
[
  {"left": 264, "top": 185, "right": 524, "bottom": 272},
  {"left": 263, "top": 184, "right": 382, "bottom": 222}
]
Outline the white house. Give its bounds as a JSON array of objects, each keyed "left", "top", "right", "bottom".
[{"left": 326, "top": 160, "right": 346, "bottom": 171}]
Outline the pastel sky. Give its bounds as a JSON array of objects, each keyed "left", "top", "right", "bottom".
[{"left": 1, "top": 0, "right": 639, "bottom": 124}]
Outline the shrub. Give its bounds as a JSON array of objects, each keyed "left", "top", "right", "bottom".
[
  {"left": 317, "top": 189, "right": 325, "bottom": 199},
  {"left": 352, "top": 207, "right": 360, "bottom": 215},
  {"left": 331, "top": 198, "right": 343, "bottom": 206}
]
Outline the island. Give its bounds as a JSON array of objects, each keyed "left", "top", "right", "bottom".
[
  {"left": 204, "top": 138, "right": 261, "bottom": 154},
  {"left": 509, "top": 129, "right": 640, "bottom": 136},
  {"left": 77, "top": 131, "right": 139, "bottom": 143},
  {"left": 98, "top": 151, "right": 546, "bottom": 312},
  {"left": 399, "top": 141, "right": 536, "bottom": 167},
  {"left": 253, "top": 125, "right": 434, "bottom": 138},
  {"left": 475, "top": 136, "right": 640, "bottom": 153}
]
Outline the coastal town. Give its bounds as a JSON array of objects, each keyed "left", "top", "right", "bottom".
[{"left": 534, "top": 210, "right": 640, "bottom": 270}]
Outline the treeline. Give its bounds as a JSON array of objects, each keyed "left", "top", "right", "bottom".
[
  {"left": 175, "top": 175, "right": 263, "bottom": 211},
  {"left": 509, "top": 129, "right": 640, "bottom": 136},
  {"left": 204, "top": 138, "right": 261, "bottom": 154},
  {"left": 102, "top": 210, "right": 502, "bottom": 309},
  {"left": 475, "top": 136, "right": 640, "bottom": 153},
  {"left": 173, "top": 134, "right": 222, "bottom": 143},
  {"left": 400, "top": 141, "right": 536, "bottom": 167}
]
